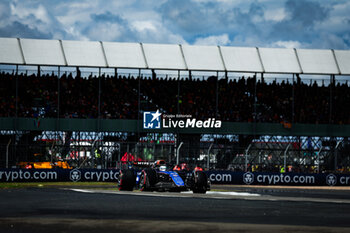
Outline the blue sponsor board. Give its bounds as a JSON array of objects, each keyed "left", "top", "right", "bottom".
[
  {"left": 205, "top": 171, "right": 350, "bottom": 186},
  {"left": 1, "top": 168, "right": 350, "bottom": 186},
  {"left": 0, "top": 169, "right": 120, "bottom": 182}
]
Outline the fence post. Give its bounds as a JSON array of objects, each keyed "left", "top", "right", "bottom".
[
  {"left": 245, "top": 144, "right": 252, "bottom": 172},
  {"left": 335, "top": 141, "right": 341, "bottom": 172},
  {"left": 207, "top": 143, "right": 213, "bottom": 169},
  {"left": 317, "top": 146, "right": 323, "bottom": 173},
  {"left": 284, "top": 144, "right": 291, "bottom": 172},
  {"left": 6, "top": 139, "right": 11, "bottom": 168},
  {"left": 176, "top": 142, "right": 183, "bottom": 165}
]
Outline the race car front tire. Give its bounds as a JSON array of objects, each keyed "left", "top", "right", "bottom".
[
  {"left": 192, "top": 171, "right": 208, "bottom": 194},
  {"left": 139, "top": 168, "right": 157, "bottom": 191}
]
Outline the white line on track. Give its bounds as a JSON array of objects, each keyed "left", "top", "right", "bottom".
[
  {"left": 183, "top": 191, "right": 261, "bottom": 196},
  {"left": 70, "top": 189, "right": 96, "bottom": 193},
  {"left": 207, "top": 191, "right": 261, "bottom": 196},
  {"left": 67, "top": 188, "right": 350, "bottom": 204},
  {"left": 68, "top": 189, "right": 260, "bottom": 199}
]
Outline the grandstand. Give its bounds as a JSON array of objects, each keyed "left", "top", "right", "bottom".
[{"left": 1, "top": 37, "right": 350, "bottom": 172}]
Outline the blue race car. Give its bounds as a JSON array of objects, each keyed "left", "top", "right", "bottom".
[{"left": 119, "top": 160, "right": 210, "bottom": 193}]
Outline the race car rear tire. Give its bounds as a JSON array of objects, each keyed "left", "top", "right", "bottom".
[
  {"left": 139, "top": 168, "right": 157, "bottom": 191},
  {"left": 119, "top": 169, "right": 135, "bottom": 191},
  {"left": 193, "top": 171, "right": 208, "bottom": 194}
]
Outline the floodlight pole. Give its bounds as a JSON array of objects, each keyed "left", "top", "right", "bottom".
[
  {"left": 317, "top": 146, "right": 323, "bottom": 173},
  {"left": 292, "top": 74, "right": 295, "bottom": 124},
  {"left": 14, "top": 65, "right": 18, "bottom": 161},
  {"left": 207, "top": 143, "right": 213, "bottom": 169},
  {"left": 15, "top": 65, "right": 18, "bottom": 118},
  {"left": 98, "top": 67, "right": 101, "bottom": 132},
  {"left": 137, "top": 69, "right": 141, "bottom": 159},
  {"left": 6, "top": 139, "right": 11, "bottom": 169},
  {"left": 254, "top": 73, "right": 257, "bottom": 122},
  {"left": 176, "top": 142, "right": 183, "bottom": 165},
  {"left": 329, "top": 75, "right": 334, "bottom": 124},
  {"left": 57, "top": 66, "right": 60, "bottom": 119},
  {"left": 284, "top": 144, "right": 291, "bottom": 172},
  {"left": 334, "top": 141, "right": 341, "bottom": 171},
  {"left": 56, "top": 66, "right": 61, "bottom": 156},
  {"left": 177, "top": 70, "right": 180, "bottom": 114},
  {"left": 245, "top": 144, "right": 252, "bottom": 172},
  {"left": 216, "top": 71, "right": 219, "bottom": 118}
]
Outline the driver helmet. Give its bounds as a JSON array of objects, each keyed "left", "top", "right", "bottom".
[
  {"left": 154, "top": 160, "right": 166, "bottom": 166},
  {"left": 159, "top": 165, "right": 167, "bottom": 171}
]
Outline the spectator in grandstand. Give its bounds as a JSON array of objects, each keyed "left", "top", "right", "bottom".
[{"left": 1, "top": 71, "right": 349, "bottom": 125}]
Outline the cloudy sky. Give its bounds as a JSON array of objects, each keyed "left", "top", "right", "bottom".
[{"left": 0, "top": 0, "right": 349, "bottom": 49}]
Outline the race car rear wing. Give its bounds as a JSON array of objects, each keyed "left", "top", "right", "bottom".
[
  {"left": 133, "top": 161, "right": 154, "bottom": 167},
  {"left": 133, "top": 160, "right": 166, "bottom": 168}
]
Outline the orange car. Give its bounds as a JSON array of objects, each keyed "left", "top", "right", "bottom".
[{"left": 17, "top": 161, "right": 72, "bottom": 169}]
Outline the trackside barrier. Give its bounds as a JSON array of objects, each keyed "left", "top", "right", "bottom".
[
  {"left": 1, "top": 169, "right": 350, "bottom": 186},
  {"left": 205, "top": 171, "right": 350, "bottom": 186},
  {"left": 0, "top": 169, "right": 120, "bottom": 182}
]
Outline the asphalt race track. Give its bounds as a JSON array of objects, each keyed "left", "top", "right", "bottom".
[{"left": 1, "top": 185, "right": 350, "bottom": 233}]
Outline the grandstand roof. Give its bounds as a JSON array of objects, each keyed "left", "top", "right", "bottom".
[{"left": 0, "top": 37, "right": 349, "bottom": 75}]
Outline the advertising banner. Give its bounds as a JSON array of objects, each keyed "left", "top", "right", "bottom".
[
  {"left": 0, "top": 169, "right": 120, "bottom": 182},
  {"left": 205, "top": 171, "right": 350, "bottom": 186},
  {"left": 1, "top": 169, "right": 349, "bottom": 186}
]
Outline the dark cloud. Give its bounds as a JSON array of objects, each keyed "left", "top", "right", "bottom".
[
  {"left": 0, "top": 1, "right": 10, "bottom": 19},
  {"left": 0, "top": 1, "right": 70, "bottom": 40},
  {"left": 80, "top": 11, "right": 137, "bottom": 42},
  {"left": 0, "top": 21, "right": 52, "bottom": 39},
  {"left": 0, "top": 0, "right": 348, "bottom": 49},
  {"left": 158, "top": 0, "right": 211, "bottom": 38},
  {"left": 286, "top": 0, "right": 329, "bottom": 27},
  {"left": 271, "top": 0, "right": 330, "bottom": 42},
  {"left": 158, "top": 0, "right": 267, "bottom": 42},
  {"left": 91, "top": 11, "right": 126, "bottom": 24},
  {"left": 249, "top": 2, "right": 264, "bottom": 17},
  {"left": 222, "top": 2, "right": 265, "bottom": 35},
  {"left": 157, "top": 0, "right": 349, "bottom": 49}
]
